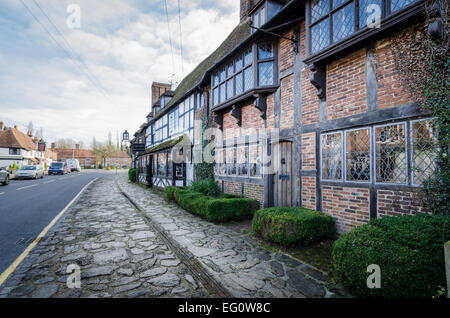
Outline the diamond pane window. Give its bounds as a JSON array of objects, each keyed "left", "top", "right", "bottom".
[
  {"left": 226, "top": 79, "right": 233, "bottom": 100},
  {"left": 412, "top": 119, "right": 438, "bottom": 185},
  {"left": 258, "top": 62, "right": 273, "bottom": 86},
  {"left": 235, "top": 55, "right": 243, "bottom": 71},
  {"left": 321, "top": 133, "right": 342, "bottom": 180},
  {"left": 220, "top": 69, "right": 226, "bottom": 82},
  {"left": 237, "top": 145, "right": 249, "bottom": 176},
  {"left": 213, "top": 74, "right": 219, "bottom": 86},
  {"left": 235, "top": 72, "right": 243, "bottom": 95},
  {"left": 359, "top": 0, "right": 383, "bottom": 28},
  {"left": 226, "top": 147, "right": 236, "bottom": 175},
  {"left": 311, "top": 18, "right": 330, "bottom": 53},
  {"left": 333, "top": 0, "right": 345, "bottom": 9},
  {"left": 249, "top": 143, "right": 261, "bottom": 177},
  {"left": 375, "top": 123, "right": 407, "bottom": 184},
  {"left": 258, "top": 44, "right": 273, "bottom": 59},
  {"left": 311, "top": 0, "right": 329, "bottom": 23},
  {"left": 219, "top": 83, "right": 226, "bottom": 103},
  {"left": 227, "top": 63, "right": 234, "bottom": 77},
  {"left": 391, "top": 0, "right": 416, "bottom": 12},
  {"left": 213, "top": 88, "right": 219, "bottom": 106},
  {"left": 346, "top": 128, "right": 371, "bottom": 182},
  {"left": 332, "top": 2, "right": 354, "bottom": 43},
  {"left": 244, "top": 67, "right": 253, "bottom": 91},
  {"left": 244, "top": 49, "right": 253, "bottom": 66}
]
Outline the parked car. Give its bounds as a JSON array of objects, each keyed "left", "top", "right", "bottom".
[
  {"left": 66, "top": 159, "right": 81, "bottom": 172},
  {"left": 0, "top": 167, "right": 9, "bottom": 185},
  {"left": 15, "top": 165, "right": 44, "bottom": 180},
  {"left": 48, "top": 162, "right": 67, "bottom": 175}
]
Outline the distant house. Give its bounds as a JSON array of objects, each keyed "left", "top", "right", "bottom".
[
  {"left": 52, "top": 144, "right": 131, "bottom": 168},
  {"left": 0, "top": 124, "right": 44, "bottom": 168}
]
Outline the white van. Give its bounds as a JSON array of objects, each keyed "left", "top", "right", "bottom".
[{"left": 66, "top": 159, "right": 81, "bottom": 172}]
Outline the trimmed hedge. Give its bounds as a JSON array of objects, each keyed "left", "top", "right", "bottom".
[
  {"left": 190, "top": 179, "right": 221, "bottom": 197},
  {"left": 171, "top": 187, "right": 260, "bottom": 222},
  {"left": 128, "top": 168, "right": 137, "bottom": 183},
  {"left": 332, "top": 214, "right": 450, "bottom": 298},
  {"left": 252, "top": 207, "right": 336, "bottom": 246}
]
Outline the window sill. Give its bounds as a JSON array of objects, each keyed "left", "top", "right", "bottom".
[
  {"left": 304, "top": 2, "right": 425, "bottom": 66},
  {"left": 212, "top": 85, "right": 279, "bottom": 112}
]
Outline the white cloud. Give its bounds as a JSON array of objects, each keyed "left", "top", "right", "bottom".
[{"left": 0, "top": 0, "right": 240, "bottom": 146}]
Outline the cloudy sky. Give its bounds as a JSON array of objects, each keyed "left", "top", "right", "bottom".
[{"left": 0, "top": 0, "right": 239, "bottom": 146}]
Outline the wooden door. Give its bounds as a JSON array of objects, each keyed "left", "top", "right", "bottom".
[{"left": 273, "top": 141, "right": 293, "bottom": 207}]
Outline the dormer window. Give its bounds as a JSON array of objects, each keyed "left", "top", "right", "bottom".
[
  {"left": 250, "top": 1, "right": 283, "bottom": 32},
  {"left": 308, "top": 0, "right": 421, "bottom": 55},
  {"left": 252, "top": 5, "right": 266, "bottom": 31}
]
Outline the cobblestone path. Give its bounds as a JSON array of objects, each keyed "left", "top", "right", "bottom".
[
  {"left": 0, "top": 175, "right": 208, "bottom": 298},
  {"left": 116, "top": 176, "right": 350, "bottom": 298},
  {"left": 0, "top": 173, "right": 350, "bottom": 298}
]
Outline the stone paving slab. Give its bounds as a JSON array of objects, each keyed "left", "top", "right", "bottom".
[
  {"left": 0, "top": 176, "right": 208, "bottom": 298},
  {"left": 117, "top": 176, "right": 351, "bottom": 298}
]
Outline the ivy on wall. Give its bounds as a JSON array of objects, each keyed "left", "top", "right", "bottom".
[
  {"left": 194, "top": 103, "right": 215, "bottom": 181},
  {"left": 389, "top": 0, "right": 449, "bottom": 215}
]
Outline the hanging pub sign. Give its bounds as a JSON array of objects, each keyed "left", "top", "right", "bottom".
[
  {"left": 132, "top": 143, "right": 145, "bottom": 153},
  {"left": 38, "top": 142, "right": 46, "bottom": 152}
]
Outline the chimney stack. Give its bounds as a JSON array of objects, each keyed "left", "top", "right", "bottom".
[
  {"left": 240, "top": 0, "right": 256, "bottom": 22},
  {"left": 27, "top": 131, "right": 33, "bottom": 137},
  {"left": 151, "top": 82, "right": 171, "bottom": 107},
  {"left": 75, "top": 144, "right": 80, "bottom": 150},
  {"left": 51, "top": 142, "right": 55, "bottom": 149},
  {"left": 0, "top": 121, "right": 4, "bottom": 131}
]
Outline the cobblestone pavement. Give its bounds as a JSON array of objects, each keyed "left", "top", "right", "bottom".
[
  {"left": 0, "top": 173, "right": 350, "bottom": 298},
  {"left": 0, "top": 175, "right": 208, "bottom": 298},
  {"left": 116, "top": 176, "right": 350, "bottom": 298}
]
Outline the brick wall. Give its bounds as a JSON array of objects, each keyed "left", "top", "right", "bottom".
[
  {"left": 327, "top": 48, "right": 367, "bottom": 120},
  {"left": 280, "top": 74, "right": 294, "bottom": 129},
  {"left": 279, "top": 30, "right": 295, "bottom": 72},
  {"left": 243, "top": 183, "right": 264, "bottom": 206},
  {"left": 301, "top": 132, "right": 315, "bottom": 170},
  {"left": 223, "top": 181, "right": 242, "bottom": 196},
  {"left": 375, "top": 37, "right": 413, "bottom": 109},
  {"left": 322, "top": 186, "right": 370, "bottom": 233},
  {"left": 377, "top": 189, "right": 430, "bottom": 217},
  {"left": 266, "top": 93, "right": 275, "bottom": 129},
  {"left": 301, "top": 176, "right": 316, "bottom": 209},
  {"left": 241, "top": 103, "right": 265, "bottom": 132},
  {"left": 223, "top": 111, "right": 239, "bottom": 140}
]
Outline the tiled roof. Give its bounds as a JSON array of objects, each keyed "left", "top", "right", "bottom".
[
  {"left": 0, "top": 128, "right": 37, "bottom": 151},
  {"left": 54, "top": 149, "right": 95, "bottom": 159}
]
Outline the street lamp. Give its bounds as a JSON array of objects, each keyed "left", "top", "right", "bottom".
[{"left": 122, "top": 130, "right": 129, "bottom": 142}]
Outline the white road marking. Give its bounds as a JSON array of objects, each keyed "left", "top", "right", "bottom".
[
  {"left": 43, "top": 180, "right": 55, "bottom": 184},
  {"left": 0, "top": 177, "right": 98, "bottom": 287},
  {"left": 16, "top": 184, "right": 38, "bottom": 191},
  {"left": 0, "top": 192, "right": 4, "bottom": 196}
]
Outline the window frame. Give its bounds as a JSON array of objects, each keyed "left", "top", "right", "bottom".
[
  {"left": 410, "top": 118, "right": 438, "bottom": 187},
  {"left": 320, "top": 131, "right": 344, "bottom": 182},
  {"left": 344, "top": 126, "right": 372, "bottom": 184},
  {"left": 307, "top": 0, "right": 421, "bottom": 55},
  {"left": 373, "top": 122, "right": 408, "bottom": 186}
]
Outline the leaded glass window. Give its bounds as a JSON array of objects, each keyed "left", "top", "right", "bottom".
[
  {"left": 237, "top": 144, "right": 249, "bottom": 176},
  {"left": 411, "top": 119, "right": 438, "bottom": 185},
  {"left": 321, "top": 132, "right": 342, "bottom": 180},
  {"left": 375, "top": 123, "right": 407, "bottom": 184},
  {"left": 235, "top": 72, "right": 243, "bottom": 95},
  {"left": 345, "top": 128, "right": 371, "bottom": 182},
  {"left": 258, "top": 62, "right": 273, "bottom": 86},
  {"left": 308, "top": 0, "right": 419, "bottom": 55},
  {"left": 391, "top": 0, "right": 416, "bottom": 12},
  {"left": 244, "top": 67, "right": 253, "bottom": 91},
  {"left": 332, "top": 2, "right": 354, "bottom": 43}
]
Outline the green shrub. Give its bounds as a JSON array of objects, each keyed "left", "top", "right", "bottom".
[
  {"left": 205, "top": 198, "right": 260, "bottom": 222},
  {"left": 165, "top": 186, "right": 177, "bottom": 201},
  {"left": 220, "top": 193, "right": 241, "bottom": 199},
  {"left": 173, "top": 188, "right": 259, "bottom": 222},
  {"left": 252, "top": 207, "right": 336, "bottom": 246},
  {"left": 128, "top": 168, "right": 137, "bottom": 183},
  {"left": 332, "top": 215, "right": 450, "bottom": 298},
  {"left": 189, "top": 179, "right": 221, "bottom": 197}
]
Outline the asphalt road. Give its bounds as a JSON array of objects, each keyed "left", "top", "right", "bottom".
[{"left": 0, "top": 170, "right": 107, "bottom": 274}]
